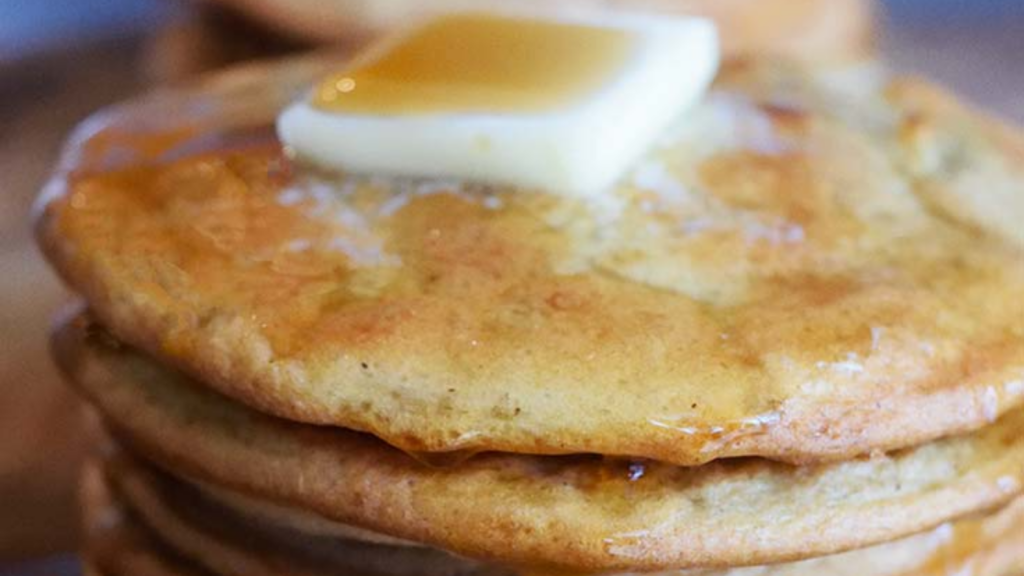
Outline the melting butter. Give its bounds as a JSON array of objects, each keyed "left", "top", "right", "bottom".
[
  {"left": 280, "top": 11, "right": 720, "bottom": 196},
  {"left": 314, "top": 13, "right": 636, "bottom": 115}
]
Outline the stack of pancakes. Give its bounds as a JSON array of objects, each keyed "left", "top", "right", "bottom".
[{"left": 37, "top": 48, "right": 1024, "bottom": 576}]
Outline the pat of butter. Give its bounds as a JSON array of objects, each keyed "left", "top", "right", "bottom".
[{"left": 278, "top": 11, "right": 719, "bottom": 197}]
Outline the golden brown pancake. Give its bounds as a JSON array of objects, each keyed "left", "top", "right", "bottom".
[
  {"left": 56, "top": 311, "right": 1024, "bottom": 572},
  {"left": 198, "top": 0, "right": 875, "bottom": 63},
  {"left": 36, "top": 54, "right": 1024, "bottom": 466},
  {"left": 87, "top": 445, "right": 1024, "bottom": 576}
]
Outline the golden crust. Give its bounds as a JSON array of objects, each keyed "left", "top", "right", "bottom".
[
  {"left": 199, "top": 0, "right": 875, "bottom": 63},
  {"left": 87, "top": 446, "right": 1024, "bottom": 576},
  {"left": 37, "top": 55, "right": 1024, "bottom": 466},
  {"left": 57, "top": 313, "right": 1024, "bottom": 572}
]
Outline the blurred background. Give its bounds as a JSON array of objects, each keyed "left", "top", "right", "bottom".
[{"left": 0, "top": 0, "right": 1021, "bottom": 574}]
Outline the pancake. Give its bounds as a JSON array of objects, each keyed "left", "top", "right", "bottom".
[
  {"left": 36, "top": 53, "right": 1024, "bottom": 466},
  {"left": 198, "top": 0, "right": 875, "bottom": 63},
  {"left": 144, "top": 5, "right": 308, "bottom": 85},
  {"left": 56, "top": 311, "right": 1024, "bottom": 572},
  {"left": 108, "top": 448, "right": 514, "bottom": 576},
  {"left": 117, "top": 446, "right": 1024, "bottom": 576},
  {"left": 89, "top": 443, "right": 1024, "bottom": 576}
]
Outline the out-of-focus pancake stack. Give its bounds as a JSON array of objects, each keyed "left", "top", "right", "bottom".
[
  {"left": 34, "top": 2, "right": 1024, "bottom": 575},
  {"left": 196, "top": 0, "right": 875, "bottom": 63},
  {"left": 147, "top": 0, "right": 873, "bottom": 83}
]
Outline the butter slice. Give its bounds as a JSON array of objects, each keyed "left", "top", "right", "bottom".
[{"left": 278, "top": 11, "right": 719, "bottom": 197}]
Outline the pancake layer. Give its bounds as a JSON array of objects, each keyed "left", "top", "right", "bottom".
[
  {"left": 57, "top": 312, "right": 1024, "bottom": 572},
  {"left": 83, "top": 450, "right": 1024, "bottom": 576},
  {"left": 36, "top": 55, "right": 1024, "bottom": 466}
]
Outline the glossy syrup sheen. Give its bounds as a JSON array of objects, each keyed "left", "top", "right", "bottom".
[{"left": 313, "top": 13, "right": 636, "bottom": 115}]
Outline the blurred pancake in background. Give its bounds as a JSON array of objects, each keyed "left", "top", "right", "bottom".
[
  {"left": 144, "top": 4, "right": 308, "bottom": 85},
  {"left": 192, "top": 0, "right": 875, "bottom": 63},
  {"left": 145, "top": 0, "right": 876, "bottom": 86}
]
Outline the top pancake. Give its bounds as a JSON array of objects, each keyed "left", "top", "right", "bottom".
[{"left": 36, "top": 55, "right": 1024, "bottom": 465}]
